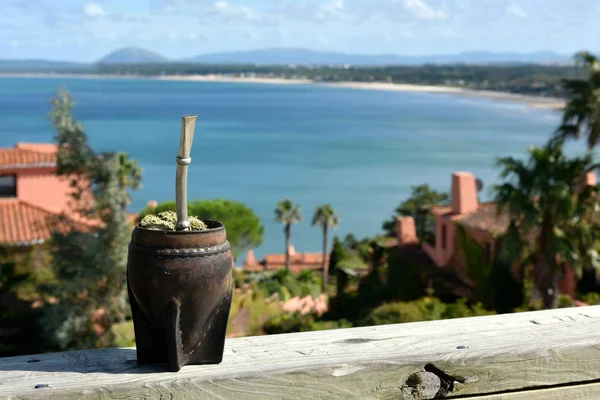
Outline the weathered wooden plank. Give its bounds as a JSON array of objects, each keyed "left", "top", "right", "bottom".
[
  {"left": 1, "top": 306, "right": 600, "bottom": 399},
  {"left": 464, "top": 381, "right": 600, "bottom": 399}
]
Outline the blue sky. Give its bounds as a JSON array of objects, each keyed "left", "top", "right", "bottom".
[{"left": 2, "top": 0, "right": 599, "bottom": 61}]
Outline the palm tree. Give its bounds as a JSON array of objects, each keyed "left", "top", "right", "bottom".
[
  {"left": 275, "top": 199, "right": 302, "bottom": 270},
  {"left": 494, "top": 141, "right": 600, "bottom": 309},
  {"left": 553, "top": 51, "right": 600, "bottom": 148},
  {"left": 312, "top": 205, "right": 341, "bottom": 292}
]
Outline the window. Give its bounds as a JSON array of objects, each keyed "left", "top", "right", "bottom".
[
  {"left": 0, "top": 175, "right": 16, "bottom": 197},
  {"left": 441, "top": 224, "right": 447, "bottom": 250}
]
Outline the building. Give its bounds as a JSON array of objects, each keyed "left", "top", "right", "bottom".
[
  {"left": 0, "top": 142, "right": 93, "bottom": 249},
  {"left": 396, "top": 171, "right": 597, "bottom": 298},
  {"left": 243, "top": 246, "right": 328, "bottom": 274}
]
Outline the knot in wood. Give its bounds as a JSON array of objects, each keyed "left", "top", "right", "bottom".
[{"left": 402, "top": 371, "right": 441, "bottom": 399}]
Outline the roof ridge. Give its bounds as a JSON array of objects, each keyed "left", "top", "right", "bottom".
[
  {"left": 15, "top": 199, "right": 61, "bottom": 216},
  {"left": 17, "top": 199, "right": 99, "bottom": 231}
]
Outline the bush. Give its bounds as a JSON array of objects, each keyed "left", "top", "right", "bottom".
[
  {"left": 309, "top": 319, "right": 353, "bottom": 331},
  {"left": 362, "top": 297, "right": 495, "bottom": 326},
  {"left": 227, "top": 282, "right": 283, "bottom": 337},
  {"left": 262, "top": 312, "right": 353, "bottom": 334},
  {"left": 263, "top": 312, "right": 315, "bottom": 334},
  {"left": 250, "top": 269, "right": 322, "bottom": 299},
  {"left": 580, "top": 292, "right": 600, "bottom": 305},
  {"left": 362, "top": 302, "right": 424, "bottom": 326},
  {"left": 232, "top": 268, "right": 246, "bottom": 289},
  {"left": 445, "top": 299, "right": 495, "bottom": 319},
  {"left": 558, "top": 294, "right": 575, "bottom": 308}
]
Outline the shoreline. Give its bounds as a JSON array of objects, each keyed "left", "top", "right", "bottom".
[{"left": 0, "top": 72, "right": 565, "bottom": 110}]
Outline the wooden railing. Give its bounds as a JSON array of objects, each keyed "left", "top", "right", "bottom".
[{"left": 2, "top": 306, "right": 600, "bottom": 399}]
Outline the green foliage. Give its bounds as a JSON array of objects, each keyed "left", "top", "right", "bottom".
[
  {"left": 337, "top": 250, "right": 368, "bottom": 276},
  {"left": 557, "top": 294, "right": 576, "bottom": 308},
  {"left": 139, "top": 199, "right": 264, "bottom": 257},
  {"left": 0, "top": 256, "right": 42, "bottom": 356},
  {"left": 342, "top": 234, "right": 372, "bottom": 260},
  {"left": 362, "top": 297, "right": 495, "bottom": 327},
  {"left": 312, "top": 204, "right": 341, "bottom": 230},
  {"left": 329, "top": 236, "right": 345, "bottom": 276},
  {"left": 382, "top": 184, "right": 448, "bottom": 241},
  {"left": 362, "top": 301, "right": 424, "bottom": 325},
  {"left": 275, "top": 199, "right": 302, "bottom": 270},
  {"left": 445, "top": 298, "right": 495, "bottom": 319},
  {"left": 456, "top": 225, "right": 524, "bottom": 313},
  {"left": 312, "top": 204, "right": 341, "bottom": 291},
  {"left": 553, "top": 52, "right": 600, "bottom": 148},
  {"left": 262, "top": 312, "right": 352, "bottom": 335},
  {"left": 40, "top": 90, "right": 142, "bottom": 351},
  {"left": 232, "top": 268, "right": 247, "bottom": 289},
  {"left": 227, "top": 282, "right": 282, "bottom": 336},
  {"left": 494, "top": 139, "right": 600, "bottom": 309},
  {"left": 385, "top": 248, "right": 427, "bottom": 302},
  {"left": 580, "top": 291, "right": 600, "bottom": 305},
  {"left": 111, "top": 321, "right": 135, "bottom": 347},
  {"left": 253, "top": 269, "right": 322, "bottom": 299},
  {"left": 262, "top": 312, "right": 314, "bottom": 334}
]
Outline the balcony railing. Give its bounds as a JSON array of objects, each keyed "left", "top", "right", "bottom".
[{"left": 2, "top": 306, "right": 600, "bottom": 399}]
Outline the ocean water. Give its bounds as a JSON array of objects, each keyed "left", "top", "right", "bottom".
[{"left": 0, "top": 77, "right": 565, "bottom": 258}]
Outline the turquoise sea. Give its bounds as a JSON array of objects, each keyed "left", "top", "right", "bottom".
[{"left": 0, "top": 77, "right": 564, "bottom": 258}]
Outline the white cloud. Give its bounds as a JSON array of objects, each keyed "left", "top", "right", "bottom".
[
  {"left": 315, "top": 0, "right": 347, "bottom": 20},
  {"left": 506, "top": 3, "right": 528, "bottom": 18},
  {"left": 84, "top": 4, "right": 106, "bottom": 18},
  {"left": 209, "top": 1, "right": 261, "bottom": 22},
  {"left": 402, "top": 0, "right": 447, "bottom": 20}
]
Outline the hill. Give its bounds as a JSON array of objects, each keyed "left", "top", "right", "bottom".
[
  {"left": 97, "top": 47, "right": 168, "bottom": 64},
  {"left": 188, "top": 48, "right": 570, "bottom": 66}
]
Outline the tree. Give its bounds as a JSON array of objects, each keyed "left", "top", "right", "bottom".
[
  {"left": 312, "top": 205, "right": 341, "bottom": 292},
  {"left": 553, "top": 51, "right": 600, "bottom": 148},
  {"left": 493, "top": 141, "right": 600, "bottom": 309},
  {"left": 139, "top": 199, "right": 264, "bottom": 257},
  {"left": 328, "top": 236, "right": 345, "bottom": 276},
  {"left": 382, "top": 184, "right": 448, "bottom": 241},
  {"left": 41, "top": 90, "right": 142, "bottom": 350},
  {"left": 275, "top": 199, "right": 302, "bottom": 270}
]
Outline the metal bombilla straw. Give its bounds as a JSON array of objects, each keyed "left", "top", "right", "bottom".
[{"left": 176, "top": 115, "right": 197, "bottom": 231}]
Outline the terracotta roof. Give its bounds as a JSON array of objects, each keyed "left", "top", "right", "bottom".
[
  {"left": 244, "top": 251, "right": 328, "bottom": 272},
  {"left": 264, "top": 253, "right": 325, "bottom": 266},
  {"left": 264, "top": 254, "right": 286, "bottom": 265},
  {"left": 429, "top": 204, "right": 453, "bottom": 216},
  {"left": 15, "top": 142, "right": 58, "bottom": 154},
  {"left": 455, "top": 202, "right": 511, "bottom": 235},
  {"left": 0, "top": 199, "right": 89, "bottom": 246},
  {"left": 0, "top": 143, "right": 57, "bottom": 170}
]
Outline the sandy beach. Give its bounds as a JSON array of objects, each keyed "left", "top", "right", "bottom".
[
  {"left": 157, "top": 74, "right": 312, "bottom": 85},
  {"left": 157, "top": 74, "right": 565, "bottom": 110},
  {"left": 1, "top": 72, "right": 565, "bottom": 110}
]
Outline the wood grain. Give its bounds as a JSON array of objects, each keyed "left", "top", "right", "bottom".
[
  {"left": 464, "top": 381, "right": 600, "bottom": 400},
  {"left": 2, "top": 306, "right": 600, "bottom": 399}
]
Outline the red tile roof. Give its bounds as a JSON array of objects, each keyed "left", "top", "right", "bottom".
[
  {"left": 244, "top": 250, "right": 328, "bottom": 273},
  {"left": 0, "top": 143, "right": 57, "bottom": 170},
  {"left": 455, "top": 202, "right": 511, "bottom": 235},
  {"left": 0, "top": 199, "right": 90, "bottom": 246}
]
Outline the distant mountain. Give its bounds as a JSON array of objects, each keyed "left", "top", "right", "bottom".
[
  {"left": 188, "top": 48, "right": 571, "bottom": 66},
  {"left": 0, "top": 48, "right": 574, "bottom": 72},
  {"left": 98, "top": 47, "right": 168, "bottom": 64}
]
